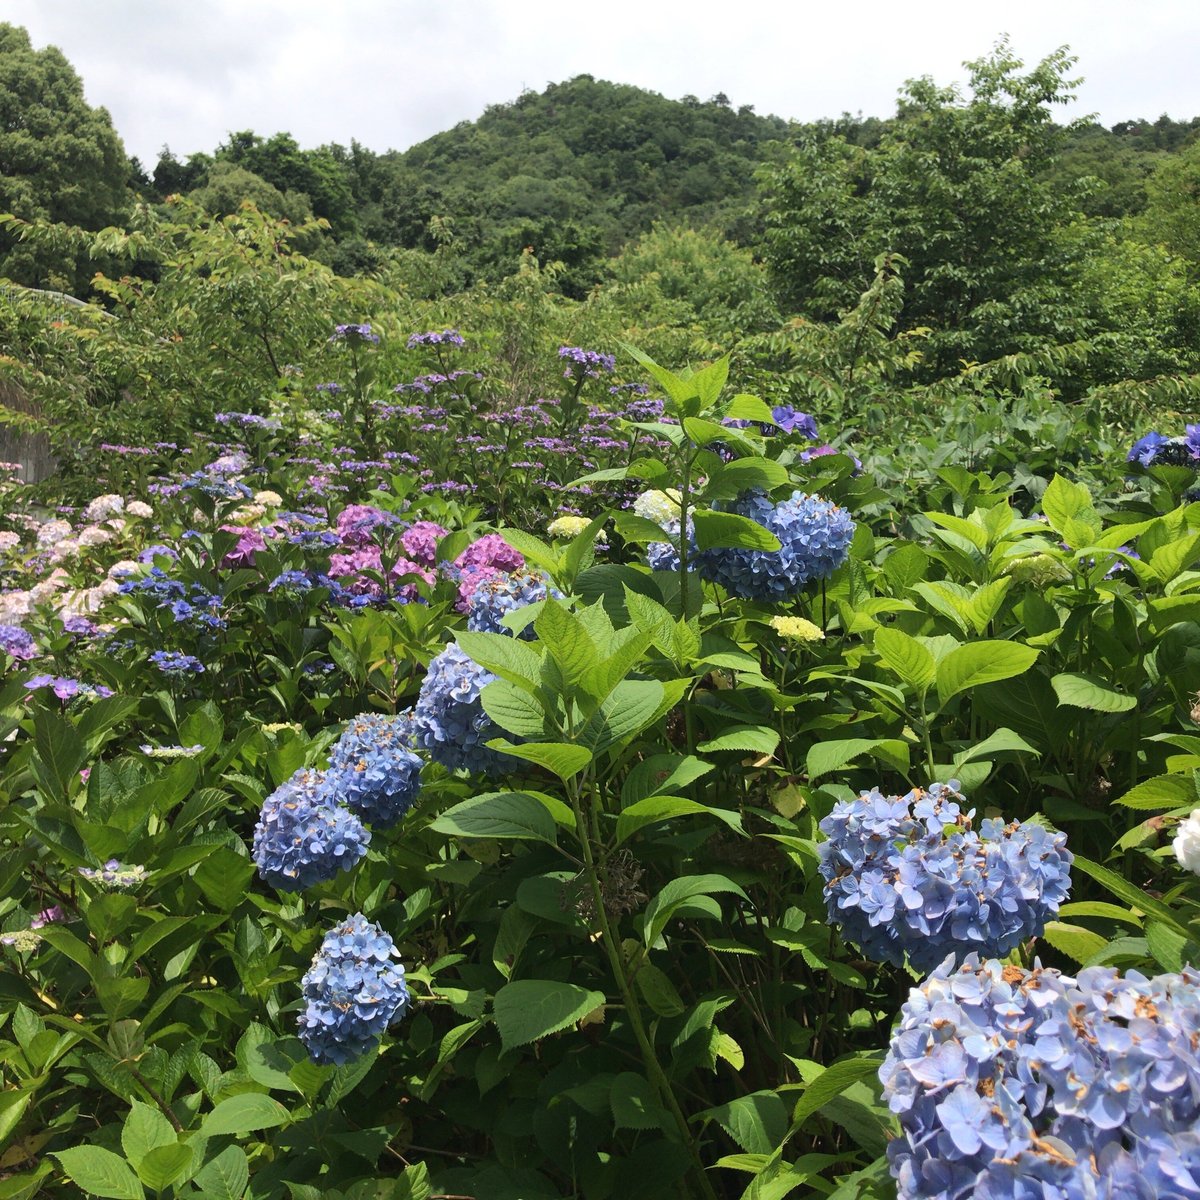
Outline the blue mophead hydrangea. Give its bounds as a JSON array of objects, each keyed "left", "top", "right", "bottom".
[
  {"left": 694, "top": 489, "right": 854, "bottom": 601},
  {"left": 251, "top": 768, "right": 370, "bottom": 891},
  {"left": 818, "top": 781, "right": 1071, "bottom": 973},
  {"left": 466, "top": 570, "right": 561, "bottom": 637},
  {"left": 297, "top": 913, "right": 411, "bottom": 1065},
  {"left": 414, "top": 643, "right": 509, "bottom": 775},
  {"left": 326, "top": 711, "right": 424, "bottom": 828},
  {"left": 882, "top": 954, "right": 1200, "bottom": 1200}
]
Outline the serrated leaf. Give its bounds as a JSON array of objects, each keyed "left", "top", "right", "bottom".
[
  {"left": 873, "top": 627, "right": 935, "bottom": 692},
  {"left": 134, "top": 1143, "right": 192, "bottom": 1194},
  {"left": 486, "top": 740, "right": 591, "bottom": 781},
  {"left": 53, "top": 1147, "right": 144, "bottom": 1199},
  {"left": 697, "top": 726, "right": 780, "bottom": 756},
  {"left": 643, "top": 874, "right": 748, "bottom": 946},
  {"left": 121, "top": 1102, "right": 174, "bottom": 1167},
  {"left": 431, "top": 792, "right": 558, "bottom": 844},
  {"left": 493, "top": 980, "right": 606, "bottom": 1049},
  {"left": 616, "top": 795, "right": 744, "bottom": 844},
  {"left": 806, "top": 737, "right": 908, "bottom": 779},
  {"left": 1114, "top": 774, "right": 1198, "bottom": 810},
  {"left": 479, "top": 679, "right": 549, "bottom": 737},
  {"left": 1051, "top": 672, "right": 1137, "bottom": 713},
  {"left": 935, "top": 641, "right": 1039, "bottom": 705},
  {"left": 692, "top": 509, "right": 781, "bottom": 552},
  {"left": 199, "top": 1093, "right": 290, "bottom": 1137},
  {"left": 191, "top": 1145, "right": 249, "bottom": 1200}
]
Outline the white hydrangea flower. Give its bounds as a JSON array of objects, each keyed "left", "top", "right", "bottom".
[
  {"left": 254, "top": 490, "right": 283, "bottom": 507},
  {"left": 125, "top": 501, "right": 153, "bottom": 519},
  {"left": 1174, "top": 809, "right": 1200, "bottom": 874},
  {"left": 83, "top": 494, "right": 124, "bottom": 522},
  {"left": 0, "top": 531, "right": 20, "bottom": 553},
  {"left": 77, "top": 526, "right": 114, "bottom": 548},
  {"left": 35, "top": 519, "right": 72, "bottom": 548}
]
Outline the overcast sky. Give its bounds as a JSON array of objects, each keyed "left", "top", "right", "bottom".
[{"left": 7, "top": 0, "right": 1200, "bottom": 165}]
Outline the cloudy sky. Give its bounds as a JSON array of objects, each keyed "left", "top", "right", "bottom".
[{"left": 7, "top": 0, "right": 1200, "bottom": 165}]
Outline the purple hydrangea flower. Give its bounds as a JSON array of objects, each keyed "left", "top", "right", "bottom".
[
  {"left": 330, "top": 323, "right": 380, "bottom": 345},
  {"left": 0, "top": 624, "right": 38, "bottom": 661},
  {"left": 558, "top": 346, "right": 616, "bottom": 379},
  {"left": 149, "top": 651, "right": 205, "bottom": 676},
  {"left": 407, "top": 329, "right": 465, "bottom": 349}
]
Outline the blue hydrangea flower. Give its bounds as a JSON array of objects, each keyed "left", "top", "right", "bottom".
[
  {"left": 694, "top": 490, "right": 854, "bottom": 602},
  {"left": 645, "top": 519, "right": 697, "bottom": 574},
  {"left": 251, "top": 768, "right": 370, "bottom": 891},
  {"left": 149, "top": 651, "right": 205, "bottom": 676},
  {"left": 326, "top": 711, "right": 423, "bottom": 828},
  {"left": 882, "top": 955, "right": 1200, "bottom": 1200},
  {"left": 413, "top": 643, "right": 509, "bottom": 776},
  {"left": 466, "top": 570, "right": 561, "bottom": 637},
  {"left": 297, "top": 912, "right": 411, "bottom": 1065},
  {"left": 819, "top": 781, "right": 1072, "bottom": 973},
  {"left": 1128, "top": 431, "right": 1170, "bottom": 466}
]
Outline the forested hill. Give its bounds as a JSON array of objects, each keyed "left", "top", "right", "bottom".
[{"left": 149, "top": 76, "right": 791, "bottom": 288}]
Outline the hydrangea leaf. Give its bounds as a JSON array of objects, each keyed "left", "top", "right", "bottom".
[{"left": 493, "top": 980, "right": 606, "bottom": 1049}]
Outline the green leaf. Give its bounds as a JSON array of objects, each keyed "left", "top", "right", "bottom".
[
  {"left": 634, "top": 963, "right": 686, "bottom": 1017},
  {"left": 1072, "top": 855, "right": 1191, "bottom": 938},
  {"left": 692, "top": 509, "right": 781, "bottom": 552},
  {"left": 192, "top": 847, "right": 255, "bottom": 912},
  {"left": 1051, "top": 672, "right": 1138, "bottom": 713},
  {"left": 787, "top": 1057, "right": 882, "bottom": 1136},
  {"left": 485, "top": 740, "right": 591, "bottom": 781},
  {"left": 199, "top": 1093, "right": 290, "bottom": 1137},
  {"left": 454, "top": 631, "right": 542, "bottom": 688},
  {"left": 722, "top": 393, "right": 776, "bottom": 424},
  {"left": 1114, "top": 774, "right": 1198, "bottom": 810},
  {"left": 53, "top": 1147, "right": 144, "bottom": 1199},
  {"left": 622, "top": 754, "right": 713, "bottom": 804},
  {"left": 935, "top": 641, "right": 1039, "bottom": 706},
  {"left": 609, "top": 1071, "right": 669, "bottom": 1131},
  {"left": 479, "top": 679, "right": 549, "bottom": 738},
  {"left": 191, "top": 1145, "right": 249, "bottom": 1200},
  {"left": 873, "top": 627, "right": 936, "bottom": 692},
  {"left": 806, "top": 738, "right": 909, "bottom": 779},
  {"left": 697, "top": 726, "right": 780, "bottom": 756},
  {"left": 702, "top": 1091, "right": 788, "bottom": 1155},
  {"left": 616, "top": 795, "right": 744, "bottom": 844},
  {"left": 579, "top": 678, "right": 665, "bottom": 754},
  {"left": 121, "top": 1102, "right": 175, "bottom": 1167},
  {"left": 431, "top": 792, "right": 558, "bottom": 844},
  {"left": 1042, "top": 475, "right": 1099, "bottom": 543},
  {"left": 953, "top": 728, "right": 1039, "bottom": 766},
  {"left": 1042, "top": 922, "right": 1109, "bottom": 964},
  {"left": 643, "top": 874, "right": 748, "bottom": 946},
  {"left": 134, "top": 1143, "right": 192, "bottom": 1194},
  {"left": 703, "top": 457, "right": 790, "bottom": 501},
  {"left": 493, "top": 980, "right": 606, "bottom": 1049}
]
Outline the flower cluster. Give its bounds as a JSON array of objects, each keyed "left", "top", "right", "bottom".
[
  {"left": 558, "top": 346, "right": 616, "bottom": 379},
  {"left": 696, "top": 490, "right": 854, "bottom": 602},
  {"left": 819, "top": 782, "right": 1072, "bottom": 972},
  {"left": 414, "top": 643, "right": 508, "bottom": 775},
  {"left": 26, "top": 674, "right": 114, "bottom": 700},
  {"left": 467, "top": 570, "right": 559, "bottom": 637},
  {"left": 0, "top": 624, "right": 38, "bottom": 661},
  {"left": 407, "top": 329, "right": 465, "bottom": 348},
  {"left": 330, "top": 323, "right": 380, "bottom": 345},
  {"left": 297, "top": 913, "right": 411, "bottom": 1065},
  {"left": 1128, "top": 426, "right": 1200, "bottom": 468},
  {"left": 769, "top": 615, "right": 824, "bottom": 643},
  {"left": 140, "top": 743, "right": 205, "bottom": 759},
  {"left": 1173, "top": 808, "right": 1200, "bottom": 874},
  {"left": 631, "top": 489, "right": 682, "bottom": 528},
  {"left": 326, "top": 712, "right": 424, "bottom": 828},
  {"left": 149, "top": 651, "right": 205, "bottom": 676},
  {"left": 335, "top": 504, "right": 399, "bottom": 545},
  {"left": 449, "top": 534, "right": 525, "bottom": 610},
  {"left": 215, "top": 411, "right": 281, "bottom": 430},
  {"left": 251, "top": 768, "right": 370, "bottom": 891},
  {"left": 78, "top": 860, "right": 148, "bottom": 889},
  {"left": 882, "top": 955, "right": 1200, "bottom": 1200},
  {"left": 723, "top": 405, "right": 820, "bottom": 439},
  {"left": 547, "top": 514, "right": 606, "bottom": 542},
  {"left": 400, "top": 520, "right": 448, "bottom": 566}
]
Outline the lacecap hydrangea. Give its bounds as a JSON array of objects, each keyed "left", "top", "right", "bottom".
[
  {"left": 251, "top": 768, "right": 370, "bottom": 891},
  {"left": 466, "top": 570, "right": 561, "bottom": 637},
  {"left": 297, "top": 913, "right": 411, "bottom": 1065},
  {"left": 818, "top": 781, "right": 1071, "bottom": 973},
  {"left": 414, "top": 643, "right": 510, "bottom": 775},
  {"left": 882, "top": 954, "right": 1200, "bottom": 1200},
  {"left": 694, "top": 489, "right": 854, "bottom": 602},
  {"left": 326, "top": 711, "right": 423, "bottom": 828}
]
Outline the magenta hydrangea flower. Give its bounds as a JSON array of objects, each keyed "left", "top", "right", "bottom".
[{"left": 400, "top": 521, "right": 449, "bottom": 567}]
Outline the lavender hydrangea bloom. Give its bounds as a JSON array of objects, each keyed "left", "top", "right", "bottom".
[
  {"left": 882, "top": 955, "right": 1200, "bottom": 1200},
  {"left": 297, "top": 913, "right": 411, "bottom": 1065},
  {"left": 0, "top": 624, "right": 37, "bottom": 661},
  {"left": 559, "top": 347, "right": 616, "bottom": 379},
  {"left": 407, "top": 329, "right": 465, "bottom": 348},
  {"left": 400, "top": 520, "right": 448, "bottom": 567},
  {"left": 414, "top": 643, "right": 508, "bottom": 775},
  {"left": 336, "top": 504, "right": 399, "bottom": 546},
  {"left": 330, "top": 323, "right": 380, "bottom": 345},
  {"left": 252, "top": 768, "right": 370, "bottom": 891},
  {"left": 467, "top": 570, "right": 561, "bottom": 637},
  {"left": 819, "top": 782, "right": 1071, "bottom": 973},
  {"left": 695, "top": 490, "right": 854, "bottom": 601},
  {"left": 78, "top": 860, "right": 148, "bottom": 888},
  {"left": 1128, "top": 431, "right": 1171, "bottom": 466},
  {"left": 326, "top": 711, "right": 424, "bottom": 828}
]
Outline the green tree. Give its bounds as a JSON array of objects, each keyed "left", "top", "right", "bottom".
[
  {"left": 1138, "top": 139, "right": 1200, "bottom": 273},
  {"left": 761, "top": 40, "right": 1088, "bottom": 374},
  {"left": 0, "top": 23, "right": 130, "bottom": 291}
]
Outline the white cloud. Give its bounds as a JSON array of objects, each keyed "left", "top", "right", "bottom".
[{"left": 6, "top": 0, "right": 1199, "bottom": 165}]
